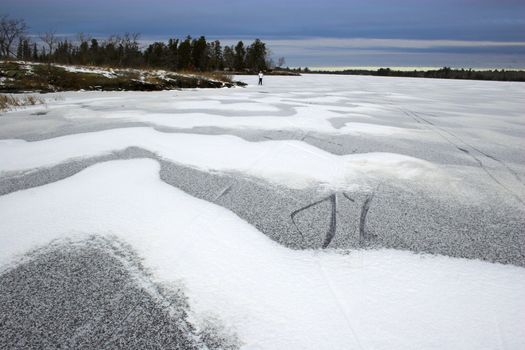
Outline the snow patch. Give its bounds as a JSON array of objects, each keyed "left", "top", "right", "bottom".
[
  {"left": 0, "top": 127, "right": 445, "bottom": 190},
  {"left": 0, "top": 158, "right": 523, "bottom": 350},
  {"left": 56, "top": 64, "right": 118, "bottom": 79}
]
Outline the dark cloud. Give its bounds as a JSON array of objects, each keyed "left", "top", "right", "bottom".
[{"left": 2, "top": 0, "right": 524, "bottom": 67}]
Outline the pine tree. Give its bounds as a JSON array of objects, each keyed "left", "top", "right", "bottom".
[
  {"left": 223, "top": 45, "right": 234, "bottom": 71},
  {"left": 246, "top": 39, "right": 267, "bottom": 72},
  {"left": 167, "top": 38, "right": 179, "bottom": 71},
  {"left": 145, "top": 42, "right": 167, "bottom": 67},
  {"left": 89, "top": 39, "right": 99, "bottom": 65},
  {"left": 192, "top": 36, "right": 208, "bottom": 71},
  {"left": 177, "top": 36, "right": 192, "bottom": 70},
  {"left": 32, "top": 43, "right": 38, "bottom": 61},
  {"left": 78, "top": 40, "right": 89, "bottom": 65},
  {"left": 234, "top": 41, "right": 246, "bottom": 71},
  {"left": 208, "top": 40, "right": 223, "bottom": 70},
  {"left": 22, "top": 39, "right": 31, "bottom": 60}
]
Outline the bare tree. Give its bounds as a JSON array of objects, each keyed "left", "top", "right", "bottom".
[
  {"left": 277, "top": 56, "right": 286, "bottom": 68},
  {"left": 0, "top": 14, "right": 28, "bottom": 58},
  {"left": 266, "top": 57, "right": 275, "bottom": 70},
  {"left": 76, "top": 32, "right": 92, "bottom": 44},
  {"left": 39, "top": 30, "right": 58, "bottom": 57},
  {"left": 124, "top": 32, "right": 140, "bottom": 47}
]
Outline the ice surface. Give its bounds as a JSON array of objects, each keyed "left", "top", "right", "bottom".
[
  {"left": 1, "top": 74, "right": 524, "bottom": 349},
  {"left": 1, "top": 159, "right": 524, "bottom": 350},
  {"left": 0, "top": 127, "right": 444, "bottom": 190}
]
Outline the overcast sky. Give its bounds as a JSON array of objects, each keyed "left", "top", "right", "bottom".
[{"left": 3, "top": 0, "right": 525, "bottom": 68}]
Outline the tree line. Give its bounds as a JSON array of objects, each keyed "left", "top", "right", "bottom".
[
  {"left": 312, "top": 67, "right": 525, "bottom": 82},
  {"left": 1, "top": 14, "right": 280, "bottom": 72}
]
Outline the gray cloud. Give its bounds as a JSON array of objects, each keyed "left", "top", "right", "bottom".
[{"left": 2, "top": 0, "right": 524, "bottom": 68}]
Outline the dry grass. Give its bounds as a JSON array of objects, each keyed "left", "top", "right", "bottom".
[
  {"left": 178, "top": 70, "right": 233, "bottom": 83},
  {"left": 210, "top": 72, "right": 233, "bottom": 83},
  {"left": 0, "top": 94, "right": 44, "bottom": 111},
  {"left": 1, "top": 61, "right": 242, "bottom": 92},
  {"left": 199, "top": 71, "right": 233, "bottom": 83}
]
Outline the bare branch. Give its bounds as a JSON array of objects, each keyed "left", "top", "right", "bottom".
[
  {"left": 277, "top": 57, "right": 286, "bottom": 68},
  {"left": 39, "top": 30, "right": 58, "bottom": 55},
  {"left": 0, "top": 15, "right": 28, "bottom": 57}
]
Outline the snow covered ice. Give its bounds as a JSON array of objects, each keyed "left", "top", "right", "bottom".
[{"left": 1, "top": 74, "right": 524, "bottom": 349}]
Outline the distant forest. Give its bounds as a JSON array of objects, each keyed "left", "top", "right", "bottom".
[
  {"left": 0, "top": 14, "right": 278, "bottom": 72},
  {"left": 310, "top": 67, "right": 525, "bottom": 82}
]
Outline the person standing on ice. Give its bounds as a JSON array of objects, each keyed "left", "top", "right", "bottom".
[{"left": 258, "top": 71, "right": 264, "bottom": 85}]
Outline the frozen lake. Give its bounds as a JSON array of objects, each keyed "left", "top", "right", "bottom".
[{"left": 1, "top": 75, "right": 524, "bottom": 349}]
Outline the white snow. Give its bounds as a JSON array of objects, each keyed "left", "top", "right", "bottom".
[
  {"left": 32, "top": 92, "right": 431, "bottom": 139},
  {"left": 8, "top": 74, "right": 523, "bottom": 150},
  {"left": 171, "top": 99, "right": 282, "bottom": 112},
  {"left": 1, "top": 74, "right": 525, "bottom": 349},
  {"left": 102, "top": 109, "right": 422, "bottom": 138},
  {"left": 0, "top": 127, "right": 445, "bottom": 190},
  {"left": 0, "top": 159, "right": 523, "bottom": 350},
  {"left": 55, "top": 64, "right": 118, "bottom": 79}
]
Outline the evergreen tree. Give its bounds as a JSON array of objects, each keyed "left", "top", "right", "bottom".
[
  {"left": 78, "top": 40, "right": 89, "bottom": 65},
  {"left": 223, "top": 45, "right": 234, "bottom": 71},
  {"left": 32, "top": 43, "right": 38, "bottom": 61},
  {"left": 234, "top": 41, "right": 246, "bottom": 71},
  {"left": 246, "top": 39, "right": 267, "bottom": 72},
  {"left": 22, "top": 39, "right": 31, "bottom": 60},
  {"left": 192, "top": 36, "right": 208, "bottom": 71},
  {"left": 89, "top": 39, "right": 99, "bottom": 65},
  {"left": 167, "top": 38, "right": 179, "bottom": 71},
  {"left": 208, "top": 40, "right": 223, "bottom": 71},
  {"left": 177, "top": 36, "right": 192, "bottom": 70},
  {"left": 145, "top": 42, "right": 167, "bottom": 67}
]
